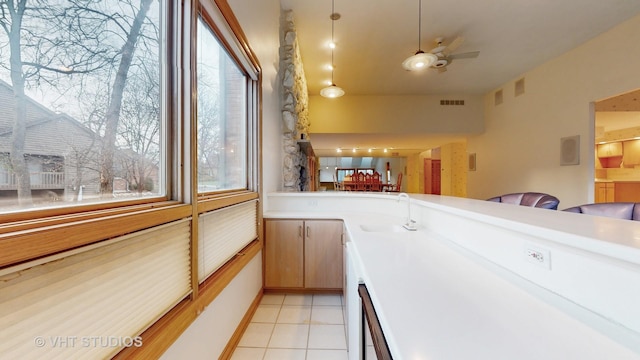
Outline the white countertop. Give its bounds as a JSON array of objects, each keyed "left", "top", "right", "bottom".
[
  {"left": 265, "top": 192, "right": 640, "bottom": 359},
  {"left": 346, "top": 215, "right": 639, "bottom": 359}
]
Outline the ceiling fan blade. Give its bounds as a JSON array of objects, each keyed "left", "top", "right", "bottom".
[
  {"left": 442, "top": 36, "right": 464, "bottom": 56},
  {"left": 449, "top": 51, "right": 480, "bottom": 60}
]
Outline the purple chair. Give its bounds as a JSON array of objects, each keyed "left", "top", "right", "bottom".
[
  {"left": 562, "top": 202, "right": 640, "bottom": 221},
  {"left": 487, "top": 192, "right": 560, "bottom": 210}
]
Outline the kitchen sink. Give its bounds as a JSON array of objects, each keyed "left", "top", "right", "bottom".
[{"left": 359, "top": 224, "right": 409, "bottom": 232}]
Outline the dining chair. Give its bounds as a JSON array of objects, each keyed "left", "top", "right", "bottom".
[
  {"left": 333, "top": 173, "right": 343, "bottom": 191},
  {"left": 355, "top": 172, "right": 366, "bottom": 191},
  {"left": 371, "top": 172, "right": 382, "bottom": 192},
  {"left": 364, "top": 173, "right": 373, "bottom": 191}
]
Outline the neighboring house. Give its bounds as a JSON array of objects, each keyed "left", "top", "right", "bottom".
[
  {"left": 0, "top": 79, "right": 102, "bottom": 201},
  {"left": 0, "top": 79, "right": 158, "bottom": 203}
]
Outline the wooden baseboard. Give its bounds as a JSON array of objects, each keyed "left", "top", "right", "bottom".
[
  {"left": 219, "top": 289, "right": 264, "bottom": 359},
  {"left": 263, "top": 288, "right": 343, "bottom": 294}
]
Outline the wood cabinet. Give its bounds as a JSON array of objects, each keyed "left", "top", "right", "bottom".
[
  {"left": 597, "top": 142, "right": 623, "bottom": 158},
  {"left": 264, "top": 220, "right": 304, "bottom": 288},
  {"left": 595, "top": 182, "right": 615, "bottom": 203},
  {"left": 595, "top": 181, "right": 640, "bottom": 203},
  {"left": 265, "top": 219, "right": 343, "bottom": 290},
  {"left": 613, "top": 182, "right": 640, "bottom": 202},
  {"left": 623, "top": 139, "right": 640, "bottom": 165}
]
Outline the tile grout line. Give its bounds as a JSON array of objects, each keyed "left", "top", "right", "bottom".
[
  {"left": 234, "top": 294, "right": 348, "bottom": 359},
  {"left": 262, "top": 298, "right": 283, "bottom": 360}
]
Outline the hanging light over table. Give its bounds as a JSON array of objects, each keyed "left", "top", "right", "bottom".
[{"left": 321, "top": 0, "right": 345, "bottom": 98}]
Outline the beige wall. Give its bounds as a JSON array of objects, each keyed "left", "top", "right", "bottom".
[
  {"left": 309, "top": 94, "right": 484, "bottom": 134},
  {"left": 467, "top": 14, "right": 640, "bottom": 208},
  {"left": 160, "top": 254, "right": 263, "bottom": 359}
]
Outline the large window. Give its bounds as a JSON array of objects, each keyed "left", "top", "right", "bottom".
[
  {"left": 196, "top": 16, "right": 248, "bottom": 193},
  {"left": 0, "top": 0, "right": 262, "bottom": 358},
  {"left": 0, "top": 0, "right": 164, "bottom": 212}
]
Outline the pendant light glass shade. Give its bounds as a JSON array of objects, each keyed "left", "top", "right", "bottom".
[
  {"left": 402, "top": 50, "right": 438, "bottom": 71},
  {"left": 320, "top": 84, "right": 345, "bottom": 98}
]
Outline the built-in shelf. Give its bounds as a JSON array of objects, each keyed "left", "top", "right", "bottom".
[{"left": 298, "top": 140, "right": 315, "bottom": 157}]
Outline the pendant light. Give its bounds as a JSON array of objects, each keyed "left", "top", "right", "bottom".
[
  {"left": 320, "top": 0, "right": 345, "bottom": 98},
  {"left": 402, "top": 0, "right": 437, "bottom": 71}
]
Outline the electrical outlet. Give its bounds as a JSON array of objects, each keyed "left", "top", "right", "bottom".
[{"left": 524, "top": 245, "right": 551, "bottom": 270}]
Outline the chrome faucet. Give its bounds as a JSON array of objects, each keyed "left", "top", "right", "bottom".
[{"left": 397, "top": 193, "right": 417, "bottom": 231}]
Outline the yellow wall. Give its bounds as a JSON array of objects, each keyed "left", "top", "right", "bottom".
[
  {"left": 309, "top": 95, "right": 484, "bottom": 135},
  {"left": 407, "top": 143, "right": 466, "bottom": 196}
]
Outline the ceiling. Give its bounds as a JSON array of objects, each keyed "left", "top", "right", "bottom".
[{"left": 279, "top": 0, "right": 640, "bottom": 156}]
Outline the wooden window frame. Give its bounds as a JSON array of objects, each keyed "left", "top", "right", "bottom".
[{"left": 1, "top": 0, "right": 263, "bottom": 358}]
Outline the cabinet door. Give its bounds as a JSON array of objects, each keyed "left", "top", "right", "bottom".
[
  {"left": 623, "top": 140, "right": 640, "bottom": 165},
  {"left": 614, "top": 182, "right": 640, "bottom": 202},
  {"left": 265, "top": 220, "right": 304, "bottom": 288},
  {"left": 597, "top": 142, "right": 623, "bottom": 158},
  {"left": 605, "top": 183, "right": 615, "bottom": 202},
  {"left": 304, "top": 220, "right": 344, "bottom": 289},
  {"left": 595, "top": 183, "right": 606, "bottom": 203},
  {"left": 609, "top": 142, "right": 623, "bottom": 157}
]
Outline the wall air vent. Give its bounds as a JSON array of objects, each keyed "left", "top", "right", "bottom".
[
  {"left": 494, "top": 89, "right": 503, "bottom": 106},
  {"left": 515, "top": 78, "right": 525, "bottom": 96},
  {"left": 439, "top": 99, "right": 465, "bottom": 106}
]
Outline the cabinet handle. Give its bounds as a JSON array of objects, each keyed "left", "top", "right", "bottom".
[
  {"left": 299, "top": 225, "right": 303, "bottom": 238},
  {"left": 306, "top": 226, "right": 310, "bottom": 238}
]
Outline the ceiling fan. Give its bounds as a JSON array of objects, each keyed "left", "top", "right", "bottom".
[{"left": 428, "top": 37, "right": 479, "bottom": 72}]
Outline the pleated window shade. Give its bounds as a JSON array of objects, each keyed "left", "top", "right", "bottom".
[
  {"left": 198, "top": 200, "right": 257, "bottom": 283},
  {"left": 0, "top": 219, "right": 192, "bottom": 360}
]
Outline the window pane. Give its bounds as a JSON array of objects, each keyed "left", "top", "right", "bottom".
[
  {"left": 197, "top": 17, "right": 247, "bottom": 193},
  {"left": 0, "top": 0, "right": 164, "bottom": 212}
]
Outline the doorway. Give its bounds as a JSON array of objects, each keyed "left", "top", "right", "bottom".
[
  {"left": 424, "top": 159, "right": 441, "bottom": 195},
  {"left": 594, "top": 89, "right": 640, "bottom": 202}
]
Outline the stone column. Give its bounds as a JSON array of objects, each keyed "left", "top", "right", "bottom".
[{"left": 280, "top": 10, "right": 310, "bottom": 192}]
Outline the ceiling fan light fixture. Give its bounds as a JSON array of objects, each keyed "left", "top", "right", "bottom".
[
  {"left": 320, "top": 84, "right": 345, "bottom": 98},
  {"left": 433, "top": 58, "right": 448, "bottom": 68},
  {"left": 402, "top": 50, "right": 438, "bottom": 71}
]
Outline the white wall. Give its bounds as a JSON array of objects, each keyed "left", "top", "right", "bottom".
[
  {"left": 160, "top": 253, "right": 262, "bottom": 360},
  {"left": 229, "top": 0, "right": 283, "bottom": 204},
  {"left": 467, "top": 14, "right": 640, "bottom": 208}
]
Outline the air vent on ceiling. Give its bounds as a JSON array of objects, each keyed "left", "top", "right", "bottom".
[
  {"left": 515, "top": 78, "right": 525, "bottom": 96},
  {"left": 440, "top": 99, "right": 465, "bottom": 106},
  {"left": 494, "top": 89, "right": 503, "bottom": 106}
]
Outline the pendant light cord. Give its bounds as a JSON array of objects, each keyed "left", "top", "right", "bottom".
[
  {"left": 417, "top": 0, "right": 422, "bottom": 51},
  {"left": 331, "top": 0, "right": 335, "bottom": 84}
]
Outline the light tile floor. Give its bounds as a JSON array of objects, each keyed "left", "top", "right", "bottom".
[{"left": 231, "top": 293, "right": 348, "bottom": 360}]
